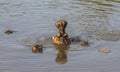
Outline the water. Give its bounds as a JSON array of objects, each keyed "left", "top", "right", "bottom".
[{"left": 0, "top": 0, "right": 120, "bottom": 72}]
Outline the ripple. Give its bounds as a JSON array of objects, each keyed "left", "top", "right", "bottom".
[{"left": 0, "top": 3, "right": 10, "bottom": 7}]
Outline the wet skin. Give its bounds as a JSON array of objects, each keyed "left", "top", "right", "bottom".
[{"left": 53, "top": 20, "right": 70, "bottom": 45}]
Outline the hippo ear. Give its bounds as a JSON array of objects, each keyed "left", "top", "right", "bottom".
[
  {"left": 31, "top": 44, "right": 34, "bottom": 47},
  {"left": 61, "top": 20, "right": 67, "bottom": 28},
  {"left": 60, "top": 20, "right": 67, "bottom": 27},
  {"left": 55, "top": 21, "right": 60, "bottom": 28}
]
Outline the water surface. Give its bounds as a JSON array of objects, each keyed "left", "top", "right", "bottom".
[{"left": 0, "top": 0, "right": 120, "bottom": 72}]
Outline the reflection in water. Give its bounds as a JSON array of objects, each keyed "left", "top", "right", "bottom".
[{"left": 53, "top": 44, "right": 69, "bottom": 64}]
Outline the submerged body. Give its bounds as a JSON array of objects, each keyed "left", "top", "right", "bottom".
[
  {"left": 52, "top": 32, "right": 70, "bottom": 45},
  {"left": 31, "top": 44, "right": 43, "bottom": 53}
]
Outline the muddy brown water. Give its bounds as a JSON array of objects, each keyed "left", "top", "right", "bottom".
[{"left": 0, "top": 0, "right": 120, "bottom": 72}]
